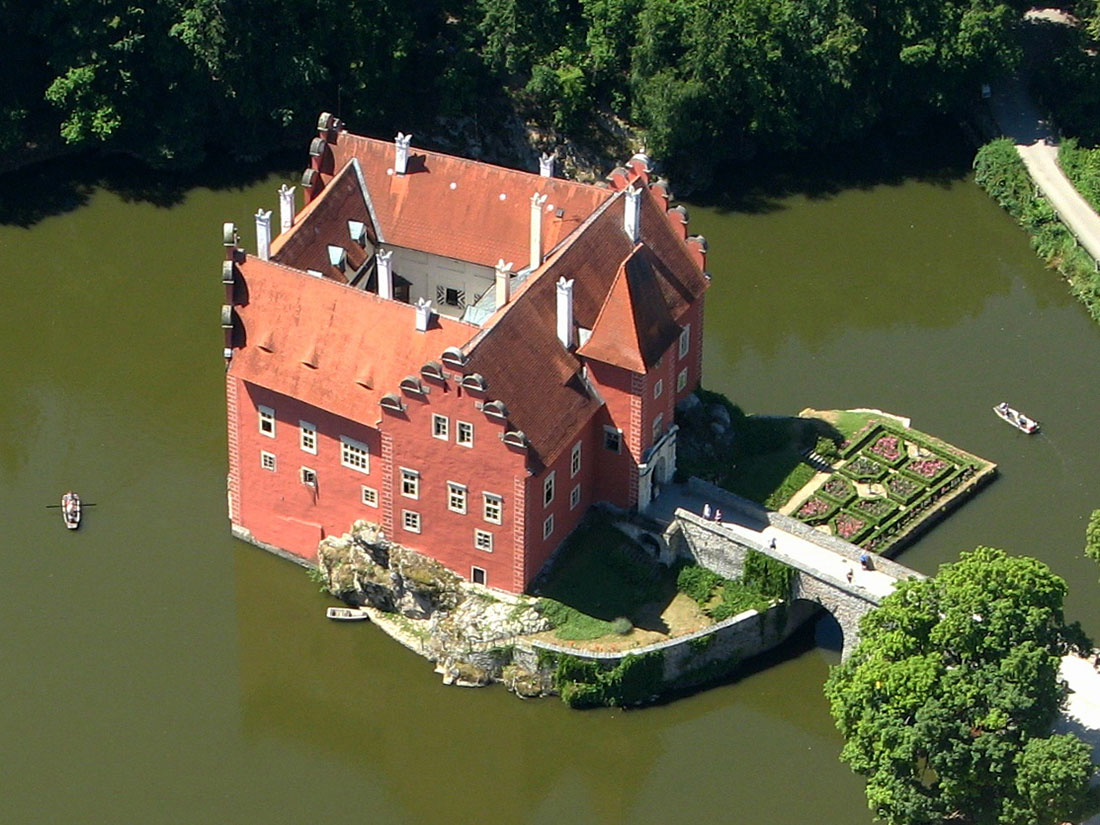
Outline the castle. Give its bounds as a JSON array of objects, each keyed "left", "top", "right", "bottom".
[{"left": 221, "top": 113, "right": 709, "bottom": 593}]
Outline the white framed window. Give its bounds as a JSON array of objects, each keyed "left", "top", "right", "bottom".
[
  {"left": 456, "top": 421, "right": 474, "bottom": 447},
  {"left": 677, "top": 368, "right": 688, "bottom": 392},
  {"left": 471, "top": 566, "right": 487, "bottom": 585},
  {"left": 361, "top": 486, "right": 378, "bottom": 507},
  {"left": 679, "top": 324, "right": 691, "bottom": 359},
  {"left": 570, "top": 441, "right": 582, "bottom": 478},
  {"left": 570, "top": 483, "right": 581, "bottom": 510},
  {"left": 544, "top": 471, "right": 555, "bottom": 506},
  {"left": 652, "top": 413, "right": 664, "bottom": 444},
  {"left": 448, "top": 482, "right": 467, "bottom": 514},
  {"left": 299, "top": 421, "right": 317, "bottom": 454},
  {"left": 654, "top": 378, "right": 663, "bottom": 399},
  {"left": 260, "top": 450, "right": 276, "bottom": 471},
  {"left": 300, "top": 467, "right": 317, "bottom": 486},
  {"left": 543, "top": 514, "right": 555, "bottom": 539},
  {"left": 402, "top": 510, "right": 421, "bottom": 533},
  {"left": 603, "top": 426, "right": 622, "bottom": 453},
  {"left": 432, "top": 414, "right": 449, "bottom": 441},
  {"left": 258, "top": 405, "right": 275, "bottom": 437},
  {"left": 340, "top": 436, "right": 370, "bottom": 473},
  {"left": 474, "top": 529, "right": 493, "bottom": 552},
  {"left": 401, "top": 468, "right": 420, "bottom": 499},
  {"left": 483, "top": 493, "right": 502, "bottom": 524}
]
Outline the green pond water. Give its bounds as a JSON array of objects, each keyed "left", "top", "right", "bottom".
[{"left": 2, "top": 143, "right": 1098, "bottom": 824}]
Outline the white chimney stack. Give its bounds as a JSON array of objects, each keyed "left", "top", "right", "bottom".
[
  {"left": 394, "top": 132, "right": 412, "bottom": 175},
  {"left": 556, "top": 277, "right": 574, "bottom": 349},
  {"left": 539, "top": 152, "right": 555, "bottom": 178},
  {"left": 254, "top": 209, "right": 272, "bottom": 261},
  {"left": 415, "top": 297, "right": 432, "bottom": 332},
  {"left": 278, "top": 184, "right": 295, "bottom": 235},
  {"left": 377, "top": 249, "right": 394, "bottom": 300},
  {"left": 624, "top": 186, "right": 641, "bottom": 243},
  {"left": 495, "top": 259, "right": 514, "bottom": 309},
  {"left": 530, "top": 193, "right": 547, "bottom": 271}
]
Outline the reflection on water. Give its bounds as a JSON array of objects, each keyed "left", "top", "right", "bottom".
[{"left": 3, "top": 135, "right": 1098, "bottom": 824}]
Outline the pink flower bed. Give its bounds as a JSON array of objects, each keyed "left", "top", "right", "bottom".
[
  {"left": 909, "top": 458, "right": 948, "bottom": 478},
  {"left": 798, "top": 498, "right": 830, "bottom": 519},
  {"left": 834, "top": 513, "right": 866, "bottom": 539},
  {"left": 870, "top": 435, "right": 902, "bottom": 462}
]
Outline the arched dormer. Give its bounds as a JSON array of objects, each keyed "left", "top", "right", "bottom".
[
  {"left": 441, "top": 347, "right": 466, "bottom": 369},
  {"left": 482, "top": 399, "right": 507, "bottom": 419},
  {"left": 461, "top": 373, "right": 487, "bottom": 393},
  {"left": 420, "top": 360, "right": 445, "bottom": 382},
  {"left": 502, "top": 430, "right": 528, "bottom": 450},
  {"left": 380, "top": 393, "right": 405, "bottom": 413},
  {"left": 399, "top": 375, "right": 426, "bottom": 395}
]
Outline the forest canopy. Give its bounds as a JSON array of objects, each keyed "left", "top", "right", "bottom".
[{"left": 1, "top": 0, "right": 1092, "bottom": 180}]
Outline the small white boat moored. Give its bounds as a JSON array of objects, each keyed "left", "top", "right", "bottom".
[
  {"left": 326, "top": 606, "right": 369, "bottom": 621},
  {"left": 994, "top": 402, "right": 1040, "bottom": 434},
  {"left": 61, "top": 491, "right": 81, "bottom": 530}
]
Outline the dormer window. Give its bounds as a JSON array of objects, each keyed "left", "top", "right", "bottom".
[
  {"left": 482, "top": 399, "right": 507, "bottom": 419},
  {"left": 441, "top": 347, "right": 466, "bottom": 368},
  {"left": 348, "top": 220, "right": 367, "bottom": 246},
  {"left": 327, "top": 245, "right": 347, "bottom": 270},
  {"left": 399, "top": 375, "right": 426, "bottom": 395},
  {"left": 380, "top": 393, "right": 405, "bottom": 413},
  {"left": 502, "top": 430, "right": 528, "bottom": 450},
  {"left": 461, "top": 373, "right": 488, "bottom": 393},
  {"left": 420, "top": 361, "right": 445, "bottom": 382}
]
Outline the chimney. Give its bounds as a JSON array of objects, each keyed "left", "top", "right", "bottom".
[
  {"left": 377, "top": 249, "right": 394, "bottom": 300},
  {"left": 624, "top": 186, "right": 641, "bottom": 242},
  {"left": 254, "top": 209, "right": 271, "bottom": 261},
  {"left": 394, "top": 132, "right": 412, "bottom": 175},
  {"left": 529, "top": 193, "right": 547, "bottom": 271},
  {"left": 278, "top": 184, "right": 295, "bottom": 234},
  {"left": 539, "top": 152, "right": 555, "bottom": 178},
  {"left": 415, "top": 297, "right": 433, "bottom": 332},
  {"left": 222, "top": 222, "right": 238, "bottom": 262},
  {"left": 556, "top": 277, "right": 574, "bottom": 349},
  {"left": 495, "top": 259, "right": 514, "bottom": 308}
]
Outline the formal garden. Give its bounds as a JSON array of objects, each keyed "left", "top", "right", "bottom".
[{"left": 789, "top": 412, "right": 995, "bottom": 554}]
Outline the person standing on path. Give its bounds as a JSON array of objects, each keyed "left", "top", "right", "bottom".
[{"left": 703, "top": 503, "right": 712, "bottom": 520}]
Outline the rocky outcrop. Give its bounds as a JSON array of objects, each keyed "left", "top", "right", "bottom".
[{"left": 316, "top": 521, "right": 554, "bottom": 695}]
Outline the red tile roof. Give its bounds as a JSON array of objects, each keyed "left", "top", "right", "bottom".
[
  {"left": 270, "top": 161, "right": 375, "bottom": 284},
  {"left": 228, "top": 257, "right": 475, "bottom": 423},
  {"left": 324, "top": 133, "right": 612, "bottom": 269}
]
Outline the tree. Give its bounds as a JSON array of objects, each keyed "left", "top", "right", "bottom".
[
  {"left": 825, "top": 547, "right": 1098, "bottom": 825},
  {"left": 1085, "top": 508, "right": 1100, "bottom": 573}
]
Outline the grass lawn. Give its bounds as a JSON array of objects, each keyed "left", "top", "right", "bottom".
[{"left": 534, "top": 518, "right": 705, "bottom": 644}]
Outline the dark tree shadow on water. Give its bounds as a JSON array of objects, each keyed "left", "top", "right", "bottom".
[
  {"left": 0, "top": 146, "right": 302, "bottom": 228},
  {"left": 689, "top": 116, "right": 977, "bottom": 216}
]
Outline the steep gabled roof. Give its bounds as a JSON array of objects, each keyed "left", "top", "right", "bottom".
[
  {"left": 575, "top": 245, "right": 682, "bottom": 373},
  {"left": 270, "top": 161, "right": 376, "bottom": 284},
  {"left": 324, "top": 133, "right": 612, "bottom": 268},
  {"left": 229, "top": 257, "right": 474, "bottom": 422}
]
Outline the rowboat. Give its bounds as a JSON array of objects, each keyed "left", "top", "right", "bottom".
[
  {"left": 61, "top": 491, "right": 81, "bottom": 529},
  {"left": 994, "top": 403, "right": 1040, "bottom": 434},
  {"left": 326, "top": 606, "right": 369, "bottom": 621}
]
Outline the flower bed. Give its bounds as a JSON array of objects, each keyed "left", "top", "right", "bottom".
[
  {"left": 852, "top": 496, "right": 898, "bottom": 524},
  {"left": 868, "top": 434, "right": 906, "bottom": 467},
  {"left": 886, "top": 474, "right": 924, "bottom": 505},
  {"left": 905, "top": 457, "right": 953, "bottom": 485},
  {"left": 819, "top": 475, "right": 856, "bottom": 506},
  {"left": 833, "top": 512, "right": 868, "bottom": 541},
  {"left": 841, "top": 455, "right": 888, "bottom": 482},
  {"left": 796, "top": 496, "right": 836, "bottom": 525}
]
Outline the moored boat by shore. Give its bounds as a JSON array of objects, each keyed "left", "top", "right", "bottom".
[
  {"left": 994, "top": 402, "right": 1040, "bottom": 434},
  {"left": 61, "top": 491, "right": 81, "bottom": 530}
]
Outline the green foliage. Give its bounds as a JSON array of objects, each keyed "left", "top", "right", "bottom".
[
  {"left": 1084, "top": 508, "right": 1100, "bottom": 577},
  {"left": 676, "top": 563, "right": 723, "bottom": 604},
  {"left": 825, "top": 547, "right": 1097, "bottom": 825},
  {"left": 676, "top": 561, "right": 773, "bottom": 620},
  {"left": 708, "top": 580, "right": 771, "bottom": 621},
  {"left": 555, "top": 651, "right": 665, "bottom": 708},
  {"left": 610, "top": 616, "right": 633, "bottom": 635},
  {"left": 1060, "top": 139, "right": 1100, "bottom": 214},
  {"left": 742, "top": 550, "right": 794, "bottom": 601},
  {"left": 537, "top": 598, "right": 620, "bottom": 640}
]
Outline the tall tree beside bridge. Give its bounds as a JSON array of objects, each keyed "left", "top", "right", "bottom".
[{"left": 825, "top": 546, "right": 1098, "bottom": 825}]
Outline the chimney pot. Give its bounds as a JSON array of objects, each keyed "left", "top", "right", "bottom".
[
  {"left": 278, "top": 185, "right": 295, "bottom": 234},
  {"left": 530, "top": 193, "right": 547, "bottom": 271},
  {"left": 254, "top": 209, "right": 272, "bottom": 261},
  {"left": 415, "top": 297, "right": 433, "bottom": 332},
  {"left": 624, "top": 186, "right": 641, "bottom": 242},
  {"left": 377, "top": 249, "right": 394, "bottom": 300},
  {"left": 556, "top": 277, "right": 575, "bottom": 349},
  {"left": 495, "top": 259, "right": 514, "bottom": 309},
  {"left": 394, "top": 132, "right": 413, "bottom": 175}
]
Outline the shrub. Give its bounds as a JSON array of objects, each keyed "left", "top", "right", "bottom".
[
  {"left": 611, "top": 616, "right": 633, "bottom": 635},
  {"left": 743, "top": 549, "right": 794, "bottom": 601},
  {"left": 676, "top": 563, "right": 723, "bottom": 604}
]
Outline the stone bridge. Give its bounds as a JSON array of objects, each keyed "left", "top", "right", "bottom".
[{"left": 647, "top": 479, "right": 925, "bottom": 660}]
